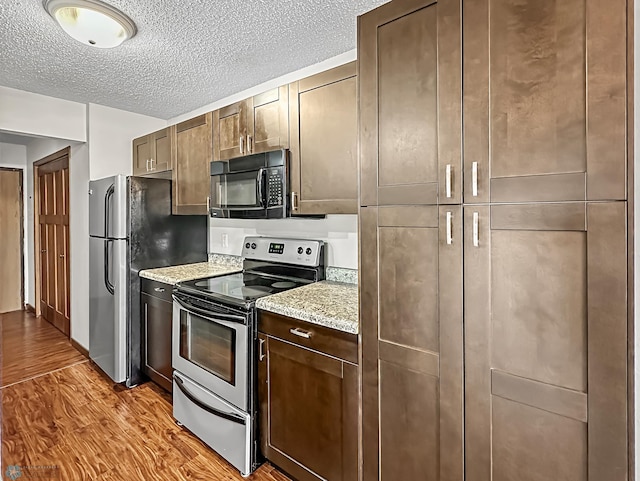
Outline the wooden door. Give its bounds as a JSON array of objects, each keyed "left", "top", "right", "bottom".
[
  {"left": 0, "top": 169, "right": 23, "bottom": 313},
  {"left": 359, "top": 0, "right": 462, "bottom": 206},
  {"left": 249, "top": 86, "right": 289, "bottom": 155},
  {"left": 289, "top": 63, "right": 358, "bottom": 215},
  {"left": 132, "top": 134, "right": 151, "bottom": 175},
  {"left": 464, "top": 202, "right": 628, "bottom": 481},
  {"left": 259, "top": 335, "right": 358, "bottom": 481},
  {"left": 213, "top": 100, "right": 250, "bottom": 160},
  {"left": 463, "top": 0, "right": 627, "bottom": 203},
  {"left": 150, "top": 127, "right": 172, "bottom": 173},
  {"left": 36, "top": 153, "right": 70, "bottom": 336},
  {"left": 173, "top": 113, "right": 212, "bottom": 215},
  {"left": 360, "top": 205, "right": 463, "bottom": 480}
]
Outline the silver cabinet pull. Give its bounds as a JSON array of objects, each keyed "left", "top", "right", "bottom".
[
  {"left": 473, "top": 212, "right": 479, "bottom": 247},
  {"left": 445, "top": 164, "right": 452, "bottom": 198},
  {"left": 472, "top": 161, "right": 478, "bottom": 197},
  {"left": 150, "top": 158, "right": 155, "bottom": 170},
  {"left": 154, "top": 287, "right": 165, "bottom": 293},
  {"left": 146, "top": 159, "right": 150, "bottom": 172},
  {"left": 446, "top": 211, "right": 453, "bottom": 245},
  {"left": 259, "top": 338, "right": 266, "bottom": 361},
  {"left": 206, "top": 196, "right": 210, "bottom": 212},
  {"left": 247, "top": 135, "right": 252, "bottom": 153},
  {"left": 290, "top": 327, "right": 311, "bottom": 339},
  {"left": 239, "top": 135, "right": 244, "bottom": 154},
  {"left": 290, "top": 191, "right": 298, "bottom": 211}
]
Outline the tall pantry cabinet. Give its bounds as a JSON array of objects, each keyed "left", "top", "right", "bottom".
[{"left": 358, "top": 0, "right": 631, "bottom": 481}]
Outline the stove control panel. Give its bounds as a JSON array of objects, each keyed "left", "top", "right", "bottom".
[{"left": 242, "top": 236, "right": 324, "bottom": 267}]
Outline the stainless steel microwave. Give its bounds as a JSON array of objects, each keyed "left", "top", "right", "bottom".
[{"left": 209, "top": 149, "right": 288, "bottom": 219}]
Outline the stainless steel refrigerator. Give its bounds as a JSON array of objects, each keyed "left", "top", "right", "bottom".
[{"left": 89, "top": 175, "right": 207, "bottom": 386}]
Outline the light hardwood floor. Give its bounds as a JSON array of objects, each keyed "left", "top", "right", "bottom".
[{"left": 1, "top": 310, "right": 290, "bottom": 480}]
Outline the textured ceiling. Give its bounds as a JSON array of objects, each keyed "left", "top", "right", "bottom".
[{"left": 0, "top": 0, "right": 388, "bottom": 119}]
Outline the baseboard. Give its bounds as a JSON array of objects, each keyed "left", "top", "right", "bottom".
[
  {"left": 71, "top": 338, "right": 90, "bottom": 359},
  {"left": 24, "top": 303, "right": 35, "bottom": 314}
]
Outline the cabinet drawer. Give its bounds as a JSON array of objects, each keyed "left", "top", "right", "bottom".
[
  {"left": 258, "top": 311, "right": 358, "bottom": 364},
  {"left": 141, "top": 278, "right": 173, "bottom": 302}
]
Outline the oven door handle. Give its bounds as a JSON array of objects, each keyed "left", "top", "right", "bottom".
[
  {"left": 173, "top": 295, "right": 247, "bottom": 325},
  {"left": 173, "top": 374, "right": 246, "bottom": 425}
]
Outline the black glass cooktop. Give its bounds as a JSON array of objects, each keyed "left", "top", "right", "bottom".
[{"left": 178, "top": 272, "right": 307, "bottom": 305}]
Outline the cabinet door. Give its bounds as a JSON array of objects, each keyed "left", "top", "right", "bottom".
[
  {"left": 142, "top": 293, "right": 173, "bottom": 392},
  {"left": 132, "top": 135, "right": 151, "bottom": 175},
  {"left": 173, "top": 113, "right": 212, "bottom": 215},
  {"left": 360, "top": 205, "right": 464, "bottom": 480},
  {"left": 463, "top": 0, "right": 627, "bottom": 203},
  {"left": 150, "top": 127, "right": 172, "bottom": 173},
  {"left": 249, "top": 86, "right": 289, "bottom": 155},
  {"left": 289, "top": 63, "right": 358, "bottom": 215},
  {"left": 260, "top": 336, "right": 358, "bottom": 481},
  {"left": 464, "top": 202, "right": 628, "bottom": 481},
  {"left": 359, "top": 0, "right": 462, "bottom": 206},
  {"left": 213, "top": 100, "right": 250, "bottom": 160}
]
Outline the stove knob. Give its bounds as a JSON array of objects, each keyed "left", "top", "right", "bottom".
[
  {"left": 245, "top": 242, "right": 250, "bottom": 249},
  {"left": 306, "top": 248, "right": 312, "bottom": 255},
  {"left": 251, "top": 243, "right": 257, "bottom": 249},
  {"left": 297, "top": 247, "right": 304, "bottom": 255}
]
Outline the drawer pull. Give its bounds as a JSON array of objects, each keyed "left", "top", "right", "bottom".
[
  {"left": 154, "top": 287, "right": 166, "bottom": 293},
  {"left": 290, "top": 327, "right": 312, "bottom": 339}
]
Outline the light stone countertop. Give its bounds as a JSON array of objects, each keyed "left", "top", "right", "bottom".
[
  {"left": 256, "top": 281, "right": 359, "bottom": 334},
  {"left": 139, "top": 262, "right": 241, "bottom": 285}
]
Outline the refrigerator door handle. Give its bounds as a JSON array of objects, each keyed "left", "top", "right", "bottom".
[
  {"left": 104, "top": 183, "right": 115, "bottom": 238},
  {"left": 104, "top": 239, "right": 115, "bottom": 295}
]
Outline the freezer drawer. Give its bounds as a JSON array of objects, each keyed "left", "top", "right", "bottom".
[{"left": 173, "top": 371, "right": 252, "bottom": 476}]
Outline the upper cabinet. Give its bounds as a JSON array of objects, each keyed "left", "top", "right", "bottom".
[
  {"left": 172, "top": 113, "right": 212, "bottom": 215},
  {"left": 289, "top": 62, "right": 358, "bottom": 215},
  {"left": 132, "top": 127, "right": 173, "bottom": 176},
  {"left": 213, "top": 86, "right": 289, "bottom": 161},
  {"left": 463, "top": 0, "right": 628, "bottom": 203},
  {"left": 360, "top": 0, "right": 462, "bottom": 207}
]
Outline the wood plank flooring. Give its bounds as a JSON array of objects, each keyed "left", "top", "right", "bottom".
[
  {"left": 1, "top": 310, "right": 291, "bottom": 480},
  {"left": 1, "top": 310, "right": 86, "bottom": 387}
]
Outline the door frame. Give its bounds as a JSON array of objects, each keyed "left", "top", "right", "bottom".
[
  {"left": 33, "top": 147, "right": 70, "bottom": 332},
  {"left": 0, "top": 167, "right": 25, "bottom": 311}
]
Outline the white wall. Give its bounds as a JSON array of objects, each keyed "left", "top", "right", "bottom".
[
  {"left": 0, "top": 142, "right": 29, "bottom": 303},
  {"left": 0, "top": 86, "right": 86, "bottom": 142},
  {"left": 26, "top": 138, "right": 90, "bottom": 349},
  {"left": 209, "top": 215, "right": 358, "bottom": 269},
  {"left": 88, "top": 104, "right": 166, "bottom": 180}
]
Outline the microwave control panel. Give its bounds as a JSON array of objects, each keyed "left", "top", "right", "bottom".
[{"left": 267, "top": 169, "right": 284, "bottom": 207}]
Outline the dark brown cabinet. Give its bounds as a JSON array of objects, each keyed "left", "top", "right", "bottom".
[
  {"left": 172, "top": 113, "right": 212, "bottom": 215},
  {"left": 359, "top": 0, "right": 462, "bottom": 207},
  {"left": 258, "top": 312, "right": 358, "bottom": 481},
  {"left": 289, "top": 62, "right": 358, "bottom": 215},
  {"left": 463, "top": 0, "right": 628, "bottom": 203},
  {"left": 133, "top": 127, "right": 172, "bottom": 176},
  {"left": 141, "top": 278, "right": 173, "bottom": 392},
  {"left": 213, "top": 87, "right": 289, "bottom": 161}
]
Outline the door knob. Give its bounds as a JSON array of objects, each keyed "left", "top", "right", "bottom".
[
  {"left": 41, "top": 249, "right": 47, "bottom": 253},
  {"left": 59, "top": 254, "right": 65, "bottom": 258}
]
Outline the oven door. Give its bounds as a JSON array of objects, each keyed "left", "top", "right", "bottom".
[
  {"left": 172, "top": 296, "right": 249, "bottom": 411},
  {"left": 211, "top": 169, "right": 265, "bottom": 212}
]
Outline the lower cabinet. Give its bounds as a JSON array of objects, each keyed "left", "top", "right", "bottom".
[
  {"left": 141, "top": 278, "right": 173, "bottom": 392},
  {"left": 258, "top": 311, "right": 358, "bottom": 481}
]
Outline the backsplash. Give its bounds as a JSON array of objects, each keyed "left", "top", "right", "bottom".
[{"left": 208, "top": 215, "right": 358, "bottom": 269}]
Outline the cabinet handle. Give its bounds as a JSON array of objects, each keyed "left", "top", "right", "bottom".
[
  {"left": 150, "top": 158, "right": 155, "bottom": 171},
  {"left": 472, "top": 161, "right": 478, "bottom": 197},
  {"left": 154, "top": 287, "right": 165, "bottom": 293},
  {"left": 289, "top": 327, "right": 311, "bottom": 339},
  {"left": 146, "top": 159, "right": 150, "bottom": 172},
  {"left": 259, "top": 338, "right": 265, "bottom": 361},
  {"left": 239, "top": 135, "right": 244, "bottom": 154},
  {"left": 247, "top": 135, "right": 252, "bottom": 153},
  {"left": 445, "top": 164, "right": 452, "bottom": 198},
  {"left": 473, "top": 212, "right": 479, "bottom": 247},
  {"left": 206, "top": 196, "right": 210, "bottom": 213},
  {"left": 446, "top": 211, "right": 453, "bottom": 245},
  {"left": 290, "top": 192, "right": 298, "bottom": 211}
]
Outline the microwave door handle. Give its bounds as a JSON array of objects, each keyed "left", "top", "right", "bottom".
[{"left": 256, "top": 168, "right": 266, "bottom": 208}]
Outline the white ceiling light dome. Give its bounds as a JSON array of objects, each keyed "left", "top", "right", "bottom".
[{"left": 44, "top": 0, "right": 137, "bottom": 48}]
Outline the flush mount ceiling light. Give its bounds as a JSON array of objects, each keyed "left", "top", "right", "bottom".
[{"left": 44, "top": 0, "right": 137, "bottom": 48}]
